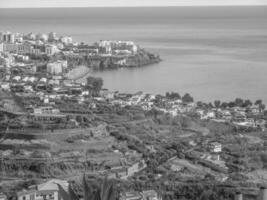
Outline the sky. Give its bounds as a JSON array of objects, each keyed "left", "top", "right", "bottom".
[{"left": 0, "top": 0, "right": 267, "bottom": 8}]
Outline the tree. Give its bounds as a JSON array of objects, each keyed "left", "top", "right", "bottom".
[
  {"left": 221, "top": 102, "right": 228, "bottom": 109},
  {"left": 255, "top": 99, "right": 262, "bottom": 106},
  {"left": 86, "top": 76, "right": 103, "bottom": 97},
  {"left": 182, "top": 93, "right": 194, "bottom": 103},
  {"left": 260, "top": 104, "right": 266, "bottom": 113},
  {"left": 243, "top": 99, "right": 252, "bottom": 108},
  {"left": 196, "top": 101, "right": 204, "bottom": 108},
  {"left": 147, "top": 108, "right": 163, "bottom": 120},
  {"left": 228, "top": 102, "right": 236, "bottom": 108},
  {"left": 214, "top": 100, "right": 221, "bottom": 108},
  {"left": 255, "top": 99, "right": 265, "bottom": 113},
  {"left": 165, "top": 92, "right": 181, "bottom": 100},
  {"left": 58, "top": 175, "right": 118, "bottom": 200},
  {"left": 208, "top": 102, "right": 214, "bottom": 108},
  {"left": 0, "top": 125, "right": 9, "bottom": 144},
  {"left": 234, "top": 98, "right": 244, "bottom": 107}
]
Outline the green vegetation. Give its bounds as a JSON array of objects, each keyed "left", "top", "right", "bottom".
[
  {"left": 86, "top": 76, "right": 103, "bottom": 96},
  {"left": 58, "top": 176, "right": 118, "bottom": 200}
]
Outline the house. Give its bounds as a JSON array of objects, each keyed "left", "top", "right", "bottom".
[
  {"left": 29, "top": 76, "right": 37, "bottom": 83},
  {"left": 39, "top": 77, "right": 47, "bottom": 83},
  {"left": 208, "top": 142, "right": 222, "bottom": 153},
  {"left": 22, "top": 76, "right": 30, "bottom": 82},
  {"left": 250, "top": 105, "right": 260, "bottom": 114},
  {"left": 196, "top": 109, "right": 205, "bottom": 118},
  {"left": 24, "top": 85, "right": 33, "bottom": 92},
  {"left": 45, "top": 44, "right": 59, "bottom": 56},
  {"left": 60, "top": 36, "right": 73, "bottom": 45},
  {"left": 17, "top": 179, "right": 68, "bottom": 200},
  {"left": 200, "top": 110, "right": 216, "bottom": 120},
  {"left": 120, "top": 191, "right": 143, "bottom": 200},
  {"left": 220, "top": 110, "right": 232, "bottom": 121},
  {"left": 120, "top": 190, "right": 161, "bottom": 200},
  {"left": 142, "top": 190, "right": 162, "bottom": 200},
  {"left": 100, "top": 89, "right": 115, "bottom": 99},
  {"left": 0, "top": 82, "right": 10, "bottom": 90},
  {"left": 127, "top": 160, "right": 146, "bottom": 176},
  {"left": 233, "top": 113, "right": 246, "bottom": 122},
  {"left": 170, "top": 164, "right": 183, "bottom": 172},
  {"left": 48, "top": 79, "right": 60, "bottom": 86},
  {"left": 33, "top": 106, "right": 60, "bottom": 115},
  {"left": 13, "top": 75, "right": 21, "bottom": 82},
  {"left": 17, "top": 42, "right": 32, "bottom": 55},
  {"left": 47, "top": 61, "right": 65, "bottom": 75}
]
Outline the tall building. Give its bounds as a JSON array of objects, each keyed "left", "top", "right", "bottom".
[
  {"left": 0, "top": 43, "right": 3, "bottom": 52},
  {"left": 45, "top": 44, "right": 58, "bottom": 56},
  {"left": 2, "top": 32, "right": 15, "bottom": 43},
  {"left": 47, "top": 60, "right": 67, "bottom": 75},
  {"left": 48, "top": 32, "right": 57, "bottom": 41},
  {"left": 3, "top": 43, "right": 18, "bottom": 53},
  {"left": 0, "top": 32, "right": 3, "bottom": 42},
  {"left": 17, "top": 42, "right": 32, "bottom": 55}
]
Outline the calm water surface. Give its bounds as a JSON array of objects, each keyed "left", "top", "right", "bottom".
[{"left": 1, "top": 7, "right": 267, "bottom": 103}]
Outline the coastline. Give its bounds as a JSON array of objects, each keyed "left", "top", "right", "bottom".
[{"left": 65, "top": 65, "right": 92, "bottom": 83}]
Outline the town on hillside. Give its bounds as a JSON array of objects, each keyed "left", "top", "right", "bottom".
[{"left": 0, "top": 31, "right": 267, "bottom": 200}]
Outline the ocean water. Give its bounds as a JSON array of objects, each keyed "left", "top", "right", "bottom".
[{"left": 1, "top": 6, "right": 267, "bottom": 103}]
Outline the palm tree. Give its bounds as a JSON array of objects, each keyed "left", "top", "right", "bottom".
[
  {"left": 58, "top": 175, "right": 119, "bottom": 200},
  {"left": 0, "top": 119, "right": 12, "bottom": 144}
]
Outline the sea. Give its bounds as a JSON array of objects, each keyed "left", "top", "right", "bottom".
[{"left": 1, "top": 6, "right": 267, "bottom": 103}]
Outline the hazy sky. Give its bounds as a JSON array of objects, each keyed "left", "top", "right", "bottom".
[{"left": 0, "top": 0, "right": 267, "bottom": 8}]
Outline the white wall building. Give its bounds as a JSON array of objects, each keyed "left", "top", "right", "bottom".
[
  {"left": 0, "top": 43, "right": 3, "bottom": 52},
  {"left": 2, "top": 32, "right": 15, "bottom": 43},
  {"left": 48, "top": 32, "right": 57, "bottom": 41},
  {"left": 208, "top": 142, "right": 222, "bottom": 153},
  {"left": 45, "top": 45, "right": 59, "bottom": 56},
  {"left": 47, "top": 60, "right": 67, "bottom": 75},
  {"left": 17, "top": 179, "right": 68, "bottom": 200},
  {"left": 60, "top": 36, "right": 73, "bottom": 44}
]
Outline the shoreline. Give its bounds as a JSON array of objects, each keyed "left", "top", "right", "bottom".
[{"left": 65, "top": 65, "right": 92, "bottom": 83}]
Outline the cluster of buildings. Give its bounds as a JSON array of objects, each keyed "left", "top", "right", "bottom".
[
  {"left": 166, "top": 140, "right": 228, "bottom": 181},
  {"left": 120, "top": 190, "right": 161, "bottom": 200},
  {"left": 14, "top": 178, "right": 161, "bottom": 200},
  {"left": 96, "top": 40, "right": 139, "bottom": 55},
  {"left": 6, "top": 177, "right": 266, "bottom": 200},
  {"left": 17, "top": 179, "right": 68, "bottom": 200},
  {"left": 0, "top": 31, "right": 146, "bottom": 104},
  {"left": 103, "top": 91, "right": 196, "bottom": 116},
  {"left": 196, "top": 106, "right": 266, "bottom": 131},
  {"left": 107, "top": 159, "right": 147, "bottom": 180},
  {"left": 0, "top": 31, "right": 66, "bottom": 56},
  {"left": 0, "top": 31, "right": 143, "bottom": 76},
  {"left": 0, "top": 61, "right": 75, "bottom": 95},
  {"left": 0, "top": 31, "right": 139, "bottom": 57}
]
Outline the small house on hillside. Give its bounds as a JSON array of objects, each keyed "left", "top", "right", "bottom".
[
  {"left": 17, "top": 179, "right": 68, "bottom": 200},
  {"left": 208, "top": 142, "right": 222, "bottom": 153}
]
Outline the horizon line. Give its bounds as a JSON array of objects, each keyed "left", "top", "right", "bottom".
[{"left": 0, "top": 5, "right": 267, "bottom": 9}]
